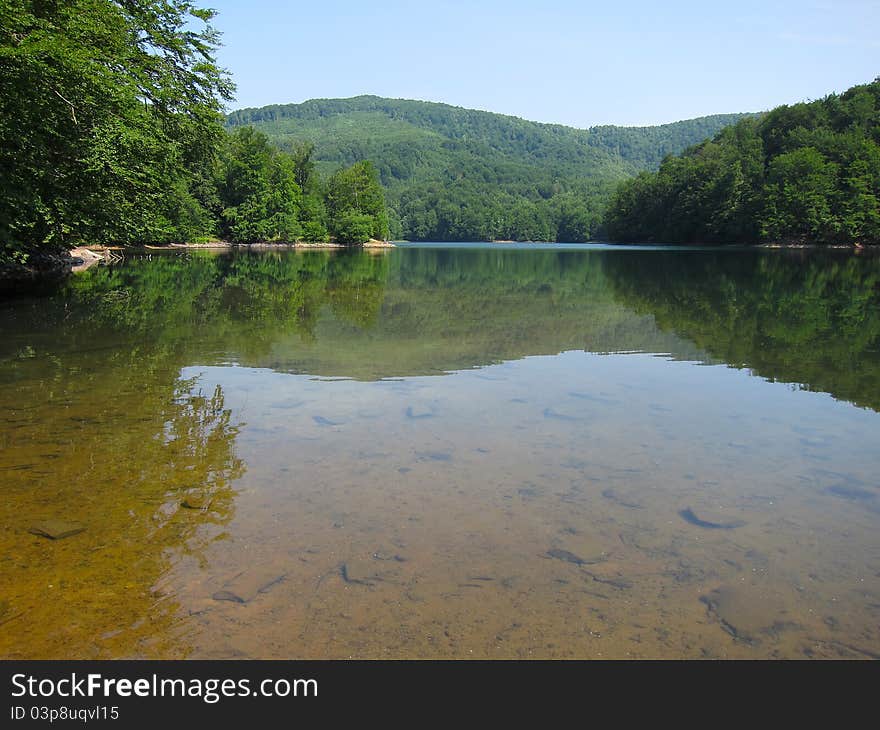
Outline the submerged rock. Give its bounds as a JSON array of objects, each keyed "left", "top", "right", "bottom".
[
  {"left": 211, "top": 590, "right": 245, "bottom": 604},
  {"left": 28, "top": 520, "right": 86, "bottom": 540},
  {"left": 678, "top": 507, "right": 745, "bottom": 529},
  {"left": 546, "top": 548, "right": 604, "bottom": 566},
  {"left": 602, "top": 487, "right": 643, "bottom": 509},
  {"left": 372, "top": 550, "right": 406, "bottom": 562},
  {"left": 211, "top": 568, "right": 287, "bottom": 604},
  {"left": 181, "top": 493, "right": 213, "bottom": 510},
  {"left": 416, "top": 450, "right": 452, "bottom": 462},
  {"left": 542, "top": 408, "right": 582, "bottom": 422},
  {"left": 405, "top": 406, "right": 434, "bottom": 419},
  {"left": 700, "top": 585, "right": 796, "bottom": 643},
  {"left": 339, "top": 560, "right": 379, "bottom": 586},
  {"left": 826, "top": 484, "right": 876, "bottom": 502}
]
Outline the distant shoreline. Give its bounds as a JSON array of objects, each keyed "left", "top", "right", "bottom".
[
  {"left": 60, "top": 240, "right": 395, "bottom": 276},
  {"left": 2, "top": 238, "right": 873, "bottom": 296},
  {"left": 142, "top": 239, "right": 395, "bottom": 250}
]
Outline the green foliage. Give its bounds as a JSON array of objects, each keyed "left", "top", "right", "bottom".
[
  {"left": 763, "top": 147, "right": 836, "bottom": 240},
  {"left": 0, "top": 3, "right": 391, "bottom": 263},
  {"left": 605, "top": 79, "right": 880, "bottom": 245},
  {"left": 217, "top": 128, "right": 387, "bottom": 244},
  {"left": 226, "top": 96, "right": 752, "bottom": 242},
  {"left": 0, "top": 0, "right": 233, "bottom": 260},
  {"left": 218, "top": 127, "right": 303, "bottom": 242},
  {"left": 332, "top": 212, "right": 377, "bottom": 244},
  {"left": 326, "top": 161, "right": 388, "bottom": 241}
]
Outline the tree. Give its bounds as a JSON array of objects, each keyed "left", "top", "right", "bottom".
[
  {"left": 604, "top": 78, "right": 880, "bottom": 246},
  {"left": 218, "top": 127, "right": 302, "bottom": 242},
  {"left": 762, "top": 147, "right": 837, "bottom": 242},
  {"left": 333, "top": 211, "right": 376, "bottom": 244},
  {"left": 326, "top": 161, "right": 389, "bottom": 241},
  {"left": 290, "top": 141, "right": 318, "bottom": 193},
  {"left": 0, "top": 0, "right": 234, "bottom": 262}
]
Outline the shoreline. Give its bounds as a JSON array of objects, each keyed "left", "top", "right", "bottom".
[
  {"left": 2, "top": 238, "right": 873, "bottom": 295},
  {"left": 756, "top": 242, "right": 874, "bottom": 250},
  {"left": 153, "top": 239, "right": 396, "bottom": 250},
  {"left": 69, "top": 239, "right": 395, "bottom": 266}
]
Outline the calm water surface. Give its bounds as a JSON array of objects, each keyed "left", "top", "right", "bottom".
[{"left": 1, "top": 245, "right": 878, "bottom": 658}]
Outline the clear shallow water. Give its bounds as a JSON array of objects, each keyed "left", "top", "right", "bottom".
[{"left": 1, "top": 245, "right": 878, "bottom": 658}]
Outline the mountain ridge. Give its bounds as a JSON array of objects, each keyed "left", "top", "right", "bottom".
[
  {"left": 227, "top": 94, "right": 751, "bottom": 137},
  {"left": 227, "top": 95, "right": 756, "bottom": 241}
]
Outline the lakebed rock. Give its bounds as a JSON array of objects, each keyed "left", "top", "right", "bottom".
[
  {"left": 339, "top": 559, "right": 381, "bottom": 586},
  {"left": 602, "top": 487, "right": 644, "bottom": 509},
  {"left": 700, "top": 585, "right": 795, "bottom": 643},
  {"left": 211, "top": 568, "right": 287, "bottom": 604},
  {"left": 28, "top": 520, "right": 86, "bottom": 540},
  {"left": 545, "top": 548, "right": 606, "bottom": 566},
  {"left": 181, "top": 493, "right": 213, "bottom": 510},
  {"left": 679, "top": 507, "right": 746, "bottom": 529}
]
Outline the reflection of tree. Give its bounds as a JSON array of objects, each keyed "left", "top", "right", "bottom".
[
  {"left": 224, "top": 251, "right": 390, "bottom": 337},
  {"left": 604, "top": 250, "right": 880, "bottom": 411},
  {"left": 49, "top": 247, "right": 692, "bottom": 379},
  {"left": 325, "top": 253, "right": 389, "bottom": 328},
  {"left": 155, "top": 379, "right": 245, "bottom": 536},
  {"left": 0, "top": 340, "right": 244, "bottom": 658},
  {"left": 56, "top": 250, "right": 390, "bottom": 352},
  {"left": 8, "top": 246, "right": 877, "bottom": 409}
]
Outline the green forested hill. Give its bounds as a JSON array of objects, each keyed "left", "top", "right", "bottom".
[
  {"left": 604, "top": 78, "right": 880, "bottom": 245},
  {"left": 226, "top": 96, "right": 752, "bottom": 241}
]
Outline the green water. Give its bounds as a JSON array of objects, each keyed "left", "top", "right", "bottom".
[{"left": 1, "top": 245, "right": 878, "bottom": 658}]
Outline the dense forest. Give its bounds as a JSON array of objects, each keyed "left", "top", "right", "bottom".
[
  {"left": 604, "top": 79, "right": 880, "bottom": 245},
  {"left": 0, "top": 0, "right": 388, "bottom": 280},
  {"left": 227, "top": 97, "right": 752, "bottom": 242},
  {"left": 218, "top": 128, "right": 387, "bottom": 245},
  {"left": 2, "top": 0, "right": 875, "bottom": 281}
]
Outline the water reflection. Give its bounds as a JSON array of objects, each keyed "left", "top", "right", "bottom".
[
  {"left": 6, "top": 247, "right": 877, "bottom": 405},
  {"left": 0, "top": 246, "right": 878, "bottom": 658},
  {"left": 602, "top": 250, "right": 880, "bottom": 411},
  {"left": 0, "top": 334, "right": 243, "bottom": 658}
]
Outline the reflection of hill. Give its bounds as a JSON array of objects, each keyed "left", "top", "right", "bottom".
[
  {"left": 602, "top": 250, "right": 880, "bottom": 412},
  {"left": 42, "top": 248, "right": 703, "bottom": 378},
  {"left": 6, "top": 245, "right": 879, "bottom": 411},
  {"left": 258, "top": 248, "right": 706, "bottom": 378}
]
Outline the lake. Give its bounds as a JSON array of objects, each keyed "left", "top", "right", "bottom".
[{"left": 1, "top": 243, "right": 878, "bottom": 659}]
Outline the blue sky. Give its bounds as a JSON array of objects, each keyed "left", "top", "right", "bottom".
[{"left": 205, "top": 0, "right": 879, "bottom": 127}]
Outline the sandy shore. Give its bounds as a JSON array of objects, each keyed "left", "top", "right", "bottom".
[
  {"left": 157, "top": 239, "right": 396, "bottom": 250},
  {"left": 66, "top": 240, "right": 396, "bottom": 275}
]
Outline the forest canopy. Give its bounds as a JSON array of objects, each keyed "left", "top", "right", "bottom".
[
  {"left": 226, "top": 97, "right": 753, "bottom": 242},
  {"left": 0, "top": 0, "right": 233, "bottom": 258},
  {"left": 0, "top": 0, "right": 388, "bottom": 273},
  {"left": 604, "top": 79, "right": 880, "bottom": 245},
  {"left": 2, "top": 1, "right": 875, "bottom": 261}
]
